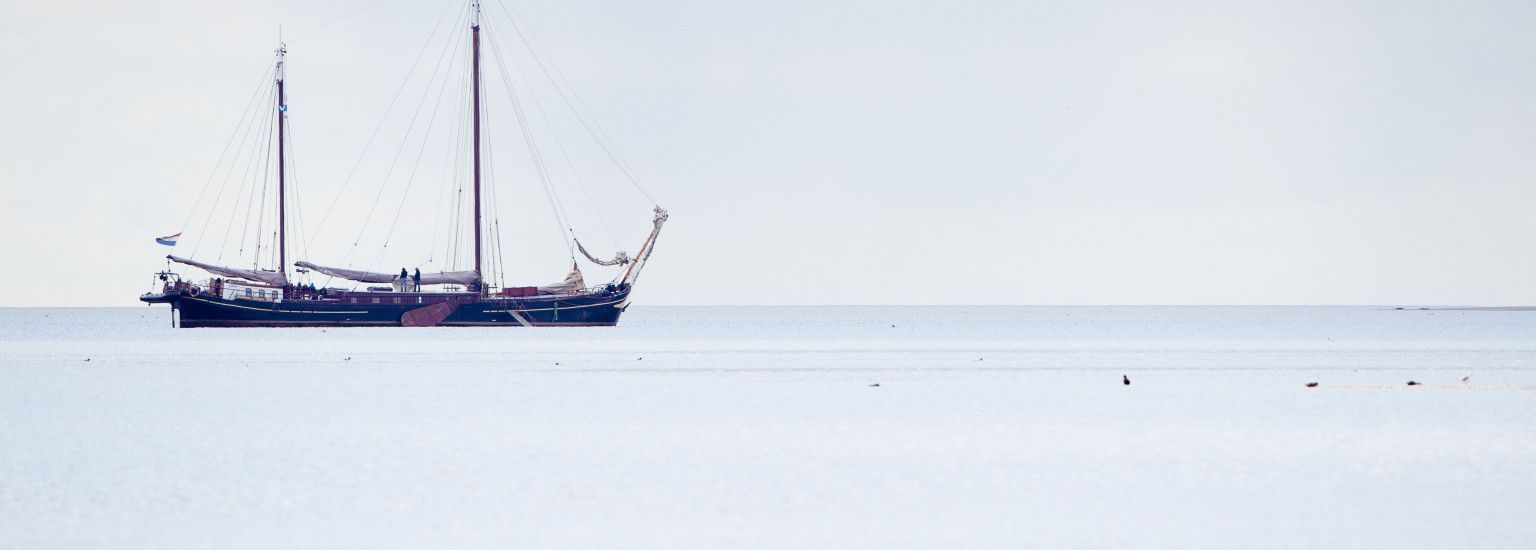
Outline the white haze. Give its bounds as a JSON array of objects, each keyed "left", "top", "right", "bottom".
[{"left": 1, "top": 0, "right": 1534, "bottom": 306}]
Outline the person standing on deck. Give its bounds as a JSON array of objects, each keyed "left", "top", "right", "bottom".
[{"left": 412, "top": 268, "right": 421, "bottom": 291}]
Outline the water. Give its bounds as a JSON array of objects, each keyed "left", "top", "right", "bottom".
[{"left": 2, "top": 306, "right": 1534, "bottom": 548}]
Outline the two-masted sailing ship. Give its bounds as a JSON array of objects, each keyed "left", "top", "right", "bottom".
[{"left": 141, "top": 2, "right": 667, "bottom": 327}]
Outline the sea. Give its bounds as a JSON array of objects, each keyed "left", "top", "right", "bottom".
[{"left": 2, "top": 306, "right": 1533, "bottom": 548}]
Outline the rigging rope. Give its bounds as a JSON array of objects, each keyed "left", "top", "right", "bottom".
[
  {"left": 306, "top": 0, "right": 461, "bottom": 246},
  {"left": 214, "top": 84, "right": 276, "bottom": 262},
  {"left": 287, "top": 0, "right": 387, "bottom": 43},
  {"left": 493, "top": 0, "right": 659, "bottom": 205},
  {"left": 483, "top": 11, "right": 620, "bottom": 250},
  {"left": 364, "top": 35, "right": 468, "bottom": 274},
  {"left": 446, "top": 77, "right": 470, "bottom": 271},
  {"left": 179, "top": 64, "right": 275, "bottom": 239},
  {"left": 286, "top": 120, "right": 311, "bottom": 262},
  {"left": 341, "top": 5, "right": 468, "bottom": 268},
  {"left": 191, "top": 77, "right": 274, "bottom": 260},
  {"left": 426, "top": 77, "right": 469, "bottom": 267},
  {"left": 482, "top": 23, "right": 575, "bottom": 260},
  {"left": 252, "top": 106, "right": 277, "bottom": 269},
  {"left": 483, "top": 99, "right": 504, "bottom": 287}
]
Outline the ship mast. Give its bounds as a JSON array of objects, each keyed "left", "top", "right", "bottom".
[
  {"left": 470, "top": 1, "right": 484, "bottom": 292},
  {"left": 275, "top": 42, "right": 288, "bottom": 283}
]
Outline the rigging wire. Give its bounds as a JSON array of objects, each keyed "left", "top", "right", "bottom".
[
  {"left": 482, "top": 22, "right": 575, "bottom": 260},
  {"left": 235, "top": 100, "right": 276, "bottom": 260},
  {"left": 341, "top": 4, "right": 469, "bottom": 267},
  {"left": 426, "top": 65, "right": 470, "bottom": 268},
  {"left": 252, "top": 104, "right": 277, "bottom": 269},
  {"left": 286, "top": 120, "right": 311, "bottom": 262},
  {"left": 228, "top": 116, "right": 266, "bottom": 262},
  {"left": 482, "top": 8, "right": 619, "bottom": 250},
  {"left": 287, "top": 0, "right": 388, "bottom": 43},
  {"left": 214, "top": 84, "right": 276, "bottom": 262},
  {"left": 364, "top": 33, "right": 468, "bottom": 273},
  {"left": 191, "top": 73, "right": 275, "bottom": 260},
  {"left": 482, "top": 93, "right": 508, "bottom": 288},
  {"left": 306, "top": 0, "right": 461, "bottom": 246},
  {"left": 493, "top": 0, "right": 658, "bottom": 205},
  {"left": 179, "top": 64, "right": 275, "bottom": 239},
  {"left": 447, "top": 78, "right": 470, "bottom": 272},
  {"left": 230, "top": 97, "right": 276, "bottom": 263},
  {"left": 443, "top": 71, "right": 471, "bottom": 272}
]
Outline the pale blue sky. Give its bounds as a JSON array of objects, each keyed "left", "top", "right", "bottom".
[{"left": 2, "top": 0, "right": 1533, "bottom": 306}]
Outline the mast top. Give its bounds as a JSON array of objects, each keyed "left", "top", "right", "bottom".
[
  {"left": 471, "top": 1, "right": 481, "bottom": 28},
  {"left": 275, "top": 42, "right": 287, "bottom": 81}
]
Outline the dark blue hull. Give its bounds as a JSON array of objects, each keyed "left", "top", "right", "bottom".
[{"left": 146, "top": 288, "right": 631, "bottom": 328}]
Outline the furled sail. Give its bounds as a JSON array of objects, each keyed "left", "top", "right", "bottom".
[
  {"left": 294, "top": 261, "right": 479, "bottom": 286},
  {"left": 538, "top": 264, "right": 586, "bottom": 295},
  {"left": 575, "top": 239, "right": 630, "bottom": 266},
  {"left": 168, "top": 255, "right": 289, "bottom": 287}
]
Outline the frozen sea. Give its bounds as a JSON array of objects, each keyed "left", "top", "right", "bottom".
[{"left": 2, "top": 306, "right": 1534, "bottom": 549}]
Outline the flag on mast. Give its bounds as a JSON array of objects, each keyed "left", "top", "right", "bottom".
[{"left": 155, "top": 232, "right": 181, "bottom": 246}]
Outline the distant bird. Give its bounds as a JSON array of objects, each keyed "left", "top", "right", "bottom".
[
  {"left": 83, "top": 358, "right": 90, "bottom": 362},
  {"left": 890, "top": 324, "right": 896, "bottom": 328},
  {"left": 555, "top": 362, "right": 561, "bottom": 366},
  {"left": 1306, "top": 382, "right": 1318, "bottom": 388},
  {"left": 344, "top": 357, "right": 352, "bottom": 361},
  {"left": 637, "top": 357, "right": 643, "bottom": 361},
  {"left": 1461, "top": 376, "right": 1471, "bottom": 383},
  {"left": 1123, "top": 375, "right": 1131, "bottom": 386},
  {"left": 869, "top": 383, "right": 880, "bottom": 387},
  {"left": 1407, "top": 380, "right": 1420, "bottom": 386}
]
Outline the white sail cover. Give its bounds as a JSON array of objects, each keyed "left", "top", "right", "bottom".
[
  {"left": 538, "top": 264, "right": 586, "bottom": 295},
  {"left": 294, "top": 261, "right": 479, "bottom": 286},
  {"left": 168, "top": 255, "right": 289, "bottom": 287}
]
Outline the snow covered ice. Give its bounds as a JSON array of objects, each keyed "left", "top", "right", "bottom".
[{"left": 2, "top": 306, "right": 1534, "bottom": 548}]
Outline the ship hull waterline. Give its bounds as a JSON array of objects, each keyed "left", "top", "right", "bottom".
[{"left": 141, "top": 288, "right": 631, "bottom": 328}]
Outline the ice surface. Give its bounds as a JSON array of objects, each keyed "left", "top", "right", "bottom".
[{"left": 1, "top": 306, "right": 1534, "bottom": 548}]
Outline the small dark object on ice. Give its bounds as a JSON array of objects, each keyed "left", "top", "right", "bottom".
[
  {"left": 637, "top": 357, "right": 643, "bottom": 361},
  {"left": 1122, "top": 375, "right": 1131, "bottom": 386},
  {"left": 1461, "top": 376, "right": 1470, "bottom": 383},
  {"left": 83, "top": 358, "right": 91, "bottom": 362},
  {"left": 1306, "top": 382, "right": 1318, "bottom": 388},
  {"left": 344, "top": 357, "right": 352, "bottom": 361},
  {"left": 1395, "top": 307, "right": 1404, "bottom": 310},
  {"left": 1406, "top": 380, "right": 1420, "bottom": 386},
  {"left": 890, "top": 324, "right": 896, "bottom": 328},
  {"left": 869, "top": 383, "right": 880, "bottom": 387}
]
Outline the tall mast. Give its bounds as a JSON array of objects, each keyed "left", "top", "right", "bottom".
[
  {"left": 470, "top": 1, "right": 484, "bottom": 291},
  {"left": 275, "top": 42, "right": 288, "bottom": 281}
]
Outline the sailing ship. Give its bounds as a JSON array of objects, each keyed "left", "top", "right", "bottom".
[{"left": 141, "top": 1, "right": 667, "bottom": 327}]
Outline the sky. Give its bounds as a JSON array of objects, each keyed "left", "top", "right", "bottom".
[{"left": 1, "top": 0, "right": 1534, "bottom": 306}]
